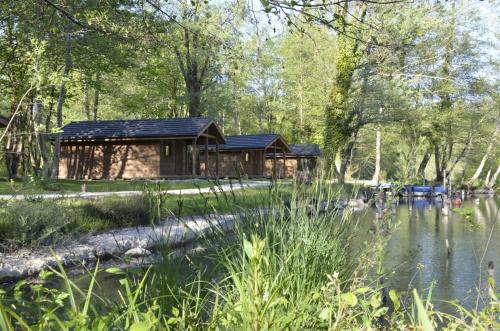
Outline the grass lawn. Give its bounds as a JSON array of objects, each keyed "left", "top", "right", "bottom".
[{"left": 0, "top": 177, "right": 249, "bottom": 195}]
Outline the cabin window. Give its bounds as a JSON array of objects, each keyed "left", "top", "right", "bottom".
[
  {"left": 165, "top": 144, "right": 171, "bottom": 157},
  {"left": 245, "top": 153, "right": 250, "bottom": 162}
]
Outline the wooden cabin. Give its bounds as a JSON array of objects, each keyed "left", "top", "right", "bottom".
[
  {"left": 199, "top": 134, "right": 291, "bottom": 178},
  {"left": 57, "top": 117, "right": 226, "bottom": 179},
  {"left": 265, "top": 144, "right": 321, "bottom": 177}
]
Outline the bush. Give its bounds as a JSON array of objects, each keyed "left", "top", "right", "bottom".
[
  {"left": 80, "top": 196, "right": 152, "bottom": 228},
  {"left": 0, "top": 196, "right": 154, "bottom": 251},
  {"left": 0, "top": 200, "right": 75, "bottom": 249}
]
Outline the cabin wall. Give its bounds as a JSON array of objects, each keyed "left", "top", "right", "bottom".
[
  {"left": 59, "top": 141, "right": 161, "bottom": 179},
  {"left": 264, "top": 157, "right": 318, "bottom": 177},
  {"left": 200, "top": 150, "right": 265, "bottom": 178},
  {"left": 264, "top": 158, "right": 287, "bottom": 178}
]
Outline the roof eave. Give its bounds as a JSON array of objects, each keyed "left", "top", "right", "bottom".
[
  {"left": 197, "top": 119, "right": 227, "bottom": 144},
  {"left": 264, "top": 134, "right": 291, "bottom": 153}
]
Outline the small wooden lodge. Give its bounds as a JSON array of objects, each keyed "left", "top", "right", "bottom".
[
  {"left": 199, "top": 134, "right": 291, "bottom": 178},
  {"left": 265, "top": 144, "right": 321, "bottom": 177},
  {"left": 58, "top": 117, "right": 226, "bottom": 179}
]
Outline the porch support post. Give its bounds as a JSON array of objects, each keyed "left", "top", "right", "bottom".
[
  {"left": 283, "top": 149, "right": 287, "bottom": 177},
  {"left": 216, "top": 141, "right": 219, "bottom": 178},
  {"left": 204, "top": 135, "right": 209, "bottom": 177},
  {"left": 192, "top": 138, "right": 197, "bottom": 177},
  {"left": 262, "top": 149, "right": 266, "bottom": 178},
  {"left": 273, "top": 146, "right": 277, "bottom": 179}
]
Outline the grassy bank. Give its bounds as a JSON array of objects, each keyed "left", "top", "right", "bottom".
[
  {"left": 1, "top": 179, "right": 497, "bottom": 330},
  {"left": 0, "top": 179, "right": 357, "bottom": 251},
  {"left": 0, "top": 184, "right": 284, "bottom": 251}
]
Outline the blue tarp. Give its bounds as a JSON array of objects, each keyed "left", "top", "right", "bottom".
[{"left": 403, "top": 185, "right": 446, "bottom": 194}]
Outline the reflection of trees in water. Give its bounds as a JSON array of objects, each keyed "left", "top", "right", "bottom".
[
  {"left": 484, "top": 197, "right": 499, "bottom": 222},
  {"left": 473, "top": 199, "right": 486, "bottom": 226},
  {"left": 383, "top": 197, "right": 500, "bottom": 312}
]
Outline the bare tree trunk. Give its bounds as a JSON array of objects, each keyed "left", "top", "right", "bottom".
[
  {"left": 417, "top": 146, "right": 432, "bottom": 180},
  {"left": 484, "top": 167, "right": 492, "bottom": 188},
  {"left": 33, "top": 0, "right": 49, "bottom": 176},
  {"left": 486, "top": 165, "right": 500, "bottom": 189},
  {"left": 467, "top": 142, "right": 494, "bottom": 187},
  {"left": 173, "top": 10, "right": 209, "bottom": 119},
  {"left": 339, "top": 139, "right": 356, "bottom": 184},
  {"left": 372, "top": 107, "right": 383, "bottom": 182},
  {"left": 434, "top": 145, "right": 443, "bottom": 182},
  {"left": 467, "top": 120, "right": 499, "bottom": 186},
  {"left": 51, "top": 19, "right": 72, "bottom": 179},
  {"left": 82, "top": 75, "right": 90, "bottom": 119},
  {"left": 299, "top": 75, "right": 304, "bottom": 143},
  {"left": 460, "top": 133, "right": 474, "bottom": 185},
  {"left": 92, "top": 71, "right": 100, "bottom": 121}
]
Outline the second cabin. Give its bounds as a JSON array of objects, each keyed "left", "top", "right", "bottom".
[{"left": 199, "top": 134, "right": 291, "bottom": 178}]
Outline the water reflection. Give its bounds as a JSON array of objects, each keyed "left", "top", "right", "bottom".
[{"left": 356, "top": 196, "right": 499, "bottom": 313}]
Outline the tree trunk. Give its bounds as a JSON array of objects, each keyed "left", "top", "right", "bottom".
[
  {"left": 45, "top": 85, "right": 56, "bottom": 132},
  {"left": 82, "top": 75, "right": 90, "bottom": 119},
  {"left": 51, "top": 19, "right": 72, "bottom": 179},
  {"left": 173, "top": 20, "right": 209, "bottom": 118},
  {"left": 33, "top": 98, "right": 49, "bottom": 176},
  {"left": 4, "top": 116, "right": 22, "bottom": 180},
  {"left": 467, "top": 120, "right": 499, "bottom": 186},
  {"left": 467, "top": 141, "right": 494, "bottom": 187},
  {"left": 434, "top": 145, "right": 443, "bottom": 182},
  {"left": 484, "top": 167, "right": 492, "bottom": 188},
  {"left": 92, "top": 71, "right": 100, "bottom": 121},
  {"left": 372, "top": 107, "right": 383, "bottom": 182},
  {"left": 324, "top": 4, "right": 366, "bottom": 170},
  {"left": 339, "top": 139, "right": 356, "bottom": 184},
  {"left": 186, "top": 78, "right": 201, "bottom": 117},
  {"left": 299, "top": 76, "right": 304, "bottom": 143},
  {"left": 33, "top": 0, "right": 49, "bottom": 177},
  {"left": 486, "top": 165, "right": 500, "bottom": 189}
]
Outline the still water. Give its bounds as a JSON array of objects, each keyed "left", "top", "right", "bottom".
[{"left": 356, "top": 196, "right": 499, "bottom": 312}]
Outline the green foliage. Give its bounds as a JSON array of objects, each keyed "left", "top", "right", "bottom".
[
  {"left": 0, "top": 178, "right": 498, "bottom": 329},
  {"left": 453, "top": 206, "right": 473, "bottom": 218},
  {"left": 0, "top": 0, "right": 498, "bottom": 186}
]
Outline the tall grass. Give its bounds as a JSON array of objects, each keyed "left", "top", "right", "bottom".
[{"left": 0, "top": 178, "right": 498, "bottom": 330}]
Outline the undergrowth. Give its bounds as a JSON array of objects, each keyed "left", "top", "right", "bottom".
[{"left": 0, "top": 178, "right": 498, "bottom": 330}]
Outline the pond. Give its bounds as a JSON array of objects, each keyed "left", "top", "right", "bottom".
[{"left": 355, "top": 195, "right": 499, "bottom": 313}]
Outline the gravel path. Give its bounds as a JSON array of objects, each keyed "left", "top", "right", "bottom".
[{"left": 0, "top": 181, "right": 272, "bottom": 201}]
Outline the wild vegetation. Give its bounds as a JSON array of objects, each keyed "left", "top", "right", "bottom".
[
  {"left": 0, "top": 183, "right": 282, "bottom": 251},
  {"left": 0, "top": 180, "right": 498, "bottom": 330},
  {"left": 0, "top": 0, "right": 498, "bottom": 187}
]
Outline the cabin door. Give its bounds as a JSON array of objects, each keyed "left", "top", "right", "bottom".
[{"left": 160, "top": 140, "right": 175, "bottom": 177}]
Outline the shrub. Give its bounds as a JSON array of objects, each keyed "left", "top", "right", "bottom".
[
  {"left": 80, "top": 196, "right": 152, "bottom": 228},
  {"left": 0, "top": 200, "right": 75, "bottom": 249}
]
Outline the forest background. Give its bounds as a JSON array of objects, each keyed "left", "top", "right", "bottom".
[{"left": 0, "top": 0, "right": 498, "bottom": 186}]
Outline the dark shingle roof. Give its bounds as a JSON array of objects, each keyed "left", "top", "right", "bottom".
[
  {"left": 216, "top": 134, "right": 289, "bottom": 151},
  {"left": 60, "top": 118, "right": 220, "bottom": 141},
  {"left": 290, "top": 144, "right": 321, "bottom": 157}
]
